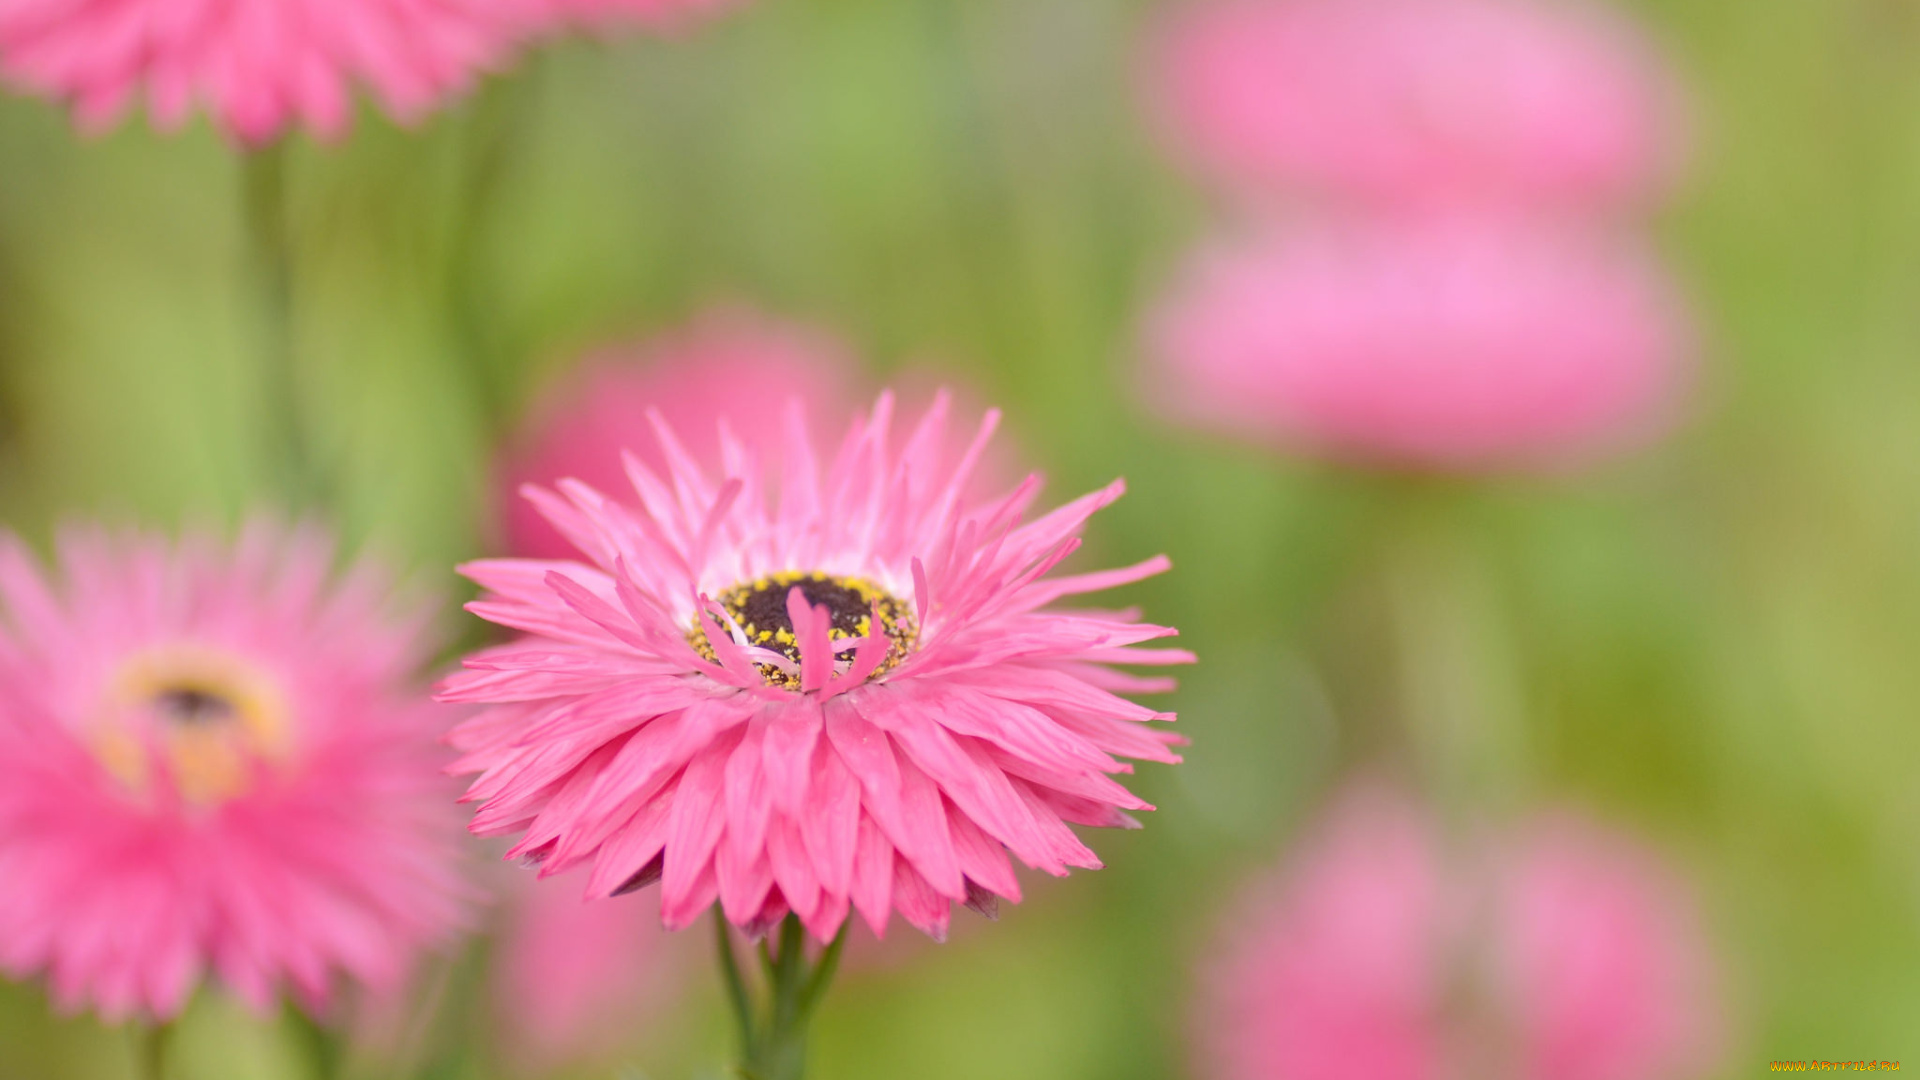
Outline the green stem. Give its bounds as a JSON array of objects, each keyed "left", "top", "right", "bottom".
[
  {"left": 715, "top": 908, "right": 757, "bottom": 1054},
  {"left": 1380, "top": 485, "right": 1529, "bottom": 817},
  {"left": 134, "top": 1022, "right": 172, "bottom": 1080},
  {"left": 446, "top": 55, "right": 547, "bottom": 447},
  {"left": 284, "top": 1004, "right": 344, "bottom": 1080},
  {"left": 768, "top": 916, "right": 805, "bottom": 1036},
  {"left": 721, "top": 915, "right": 849, "bottom": 1080},
  {"left": 795, "top": 926, "right": 848, "bottom": 1020},
  {"left": 241, "top": 141, "right": 314, "bottom": 506}
]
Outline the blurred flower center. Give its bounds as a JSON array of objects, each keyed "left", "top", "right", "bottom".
[
  {"left": 152, "top": 686, "right": 236, "bottom": 725},
  {"left": 92, "top": 645, "right": 293, "bottom": 806},
  {"left": 689, "top": 571, "right": 917, "bottom": 690}
]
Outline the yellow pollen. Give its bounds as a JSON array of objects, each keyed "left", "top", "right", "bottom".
[{"left": 688, "top": 571, "right": 917, "bottom": 691}]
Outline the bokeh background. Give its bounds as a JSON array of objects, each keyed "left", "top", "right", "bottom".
[{"left": 2, "top": 0, "right": 1919, "bottom": 1076}]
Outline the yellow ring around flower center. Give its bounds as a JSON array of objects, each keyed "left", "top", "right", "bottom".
[{"left": 92, "top": 645, "right": 293, "bottom": 805}]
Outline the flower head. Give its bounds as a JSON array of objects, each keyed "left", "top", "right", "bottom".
[
  {"left": 444, "top": 394, "right": 1188, "bottom": 942},
  {"left": 1148, "top": 0, "right": 1682, "bottom": 211},
  {"left": 501, "top": 309, "right": 859, "bottom": 561},
  {"left": 0, "top": 523, "right": 469, "bottom": 1021},
  {"left": 0, "top": 0, "right": 520, "bottom": 145},
  {"left": 1145, "top": 218, "right": 1690, "bottom": 470},
  {"left": 1498, "top": 817, "right": 1725, "bottom": 1080},
  {"left": 1196, "top": 786, "right": 1723, "bottom": 1080}
]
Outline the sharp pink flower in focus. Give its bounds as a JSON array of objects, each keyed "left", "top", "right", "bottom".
[
  {"left": 501, "top": 309, "right": 860, "bottom": 562},
  {"left": 1145, "top": 218, "right": 1691, "bottom": 470},
  {"left": 1148, "top": 0, "right": 1682, "bottom": 212},
  {"left": 492, "top": 870, "right": 685, "bottom": 1071},
  {"left": 443, "top": 394, "right": 1189, "bottom": 942},
  {"left": 0, "top": 0, "right": 522, "bottom": 145},
  {"left": 0, "top": 523, "right": 469, "bottom": 1022},
  {"left": 1196, "top": 787, "right": 1723, "bottom": 1080}
]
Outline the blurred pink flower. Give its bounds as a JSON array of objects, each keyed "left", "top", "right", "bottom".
[
  {"left": 500, "top": 309, "right": 860, "bottom": 562},
  {"left": 0, "top": 0, "right": 519, "bottom": 145},
  {"left": 1144, "top": 218, "right": 1690, "bottom": 469},
  {"left": 1196, "top": 788, "right": 1723, "bottom": 1080},
  {"left": 1497, "top": 817, "right": 1723, "bottom": 1080},
  {"left": 443, "top": 395, "right": 1189, "bottom": 943},
  {"left": 0, "top": 523, "right": 468, "bottom": 1022},
  {"left": 492, "top": 870, "right": 685, "bottom": 1071},
  {"left": 1198, "top": 788, "right": 1448, "bottom": 1080},
  {"left": 1147, "top": 0, "right": 1682, "bottom": 212}
]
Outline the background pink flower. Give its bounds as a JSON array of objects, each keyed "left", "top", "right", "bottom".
[
  {"left": 1144, "top": 217, "right": 1691, "bottom": 470},
  {"left": 500, "top": 308, "right": 860, "bottom": 561},
  {"left": 1497, "top": 817, "right": 1724, "bottom": 1080},
  {"left": 491, "top": 869, "right": 687, "bottom": 1071},
  {"left": 500, "top": 308, "right": 1013, "bottom": 561},
  {"left": 1196, "top": 787, "right": 1448, "bottom": 1080},
  {"left": 0, "top": 0, "right": 520, "bottom": 145},
  {"left": 0, "top": 523, "right": 469, "bottom": 1021},
  {"left": 1147, "top": 0, "right": 1682, "bottom": 212},
  {"left": 1195, "top": 787, "right": 1724, "bottom": 1080}
]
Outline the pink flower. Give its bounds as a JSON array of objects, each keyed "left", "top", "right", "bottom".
[
  {"left": 501, "top": 309, "right": 860, "bottom": 562},
  {"left": 1200, "top": 789, "right": 1447, "bottom": 1080},
  {"left": 492, "top": 870, "right": 686, "bottom": 1070},
  {"left": 1196, "top": 788, "right": 1723, "bottom": 1080},
  {"left": 1148, "top": 0, "right": 1682, "bottom": 211},
  {"left": 442, "top": 394, "right": 1189, "bottom": 942},
  {"left": 1144, "top": 218, "right": 1690, "bottom": 469},
  {"left": 1497, "top": 817, "right": 1724, "bottom": 1080},
  {"left": 0, "top": 0, "right": 521, "bottom": 145},
  {"left": 0, "top": 523, "right": 469, "bottom": 1022}
]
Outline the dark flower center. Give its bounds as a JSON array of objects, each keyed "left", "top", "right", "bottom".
[
  {"left": 94, "top": 646, "right": 294, "bottom": 805},
  {"left": 152, "top": 686, "right": 239, "bottom": 726},
  {"left": 690, "top": 571, "right": 916, "bottom": 690}
]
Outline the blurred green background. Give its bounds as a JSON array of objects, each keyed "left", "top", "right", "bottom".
[{"left": 3, "top": 0, "right": 1920, "bottom": 1076}]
